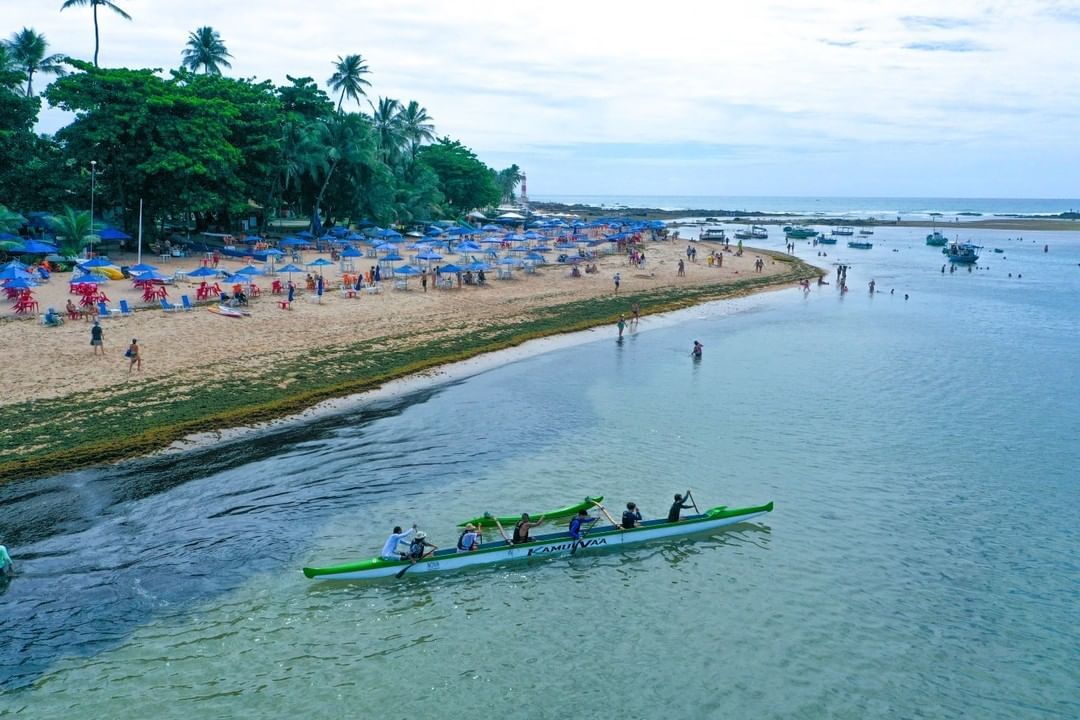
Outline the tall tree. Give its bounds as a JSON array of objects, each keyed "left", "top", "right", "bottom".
[
  {"left": 181, "top": 26, "right": 232, "bottom": 75},
  {"left": 327, "top": 54, "right": 371, "bottom": 113},
  {"left": 371, "top": 96, "right": 403, "bottom": 164},
  {"left": 6, "top": 28, "right": 66, "bottom": 97},
  {"left": 496, "top": 164, "right": 523, "bottom": 203},
  {"left": 417, "top": 138, "right": 500, "bottom": 214},
  {"left": 0, "top": 205, "right": 26, "bottom": 234},
  {"left": 59, "top": 0, "right": 132, "bottom": 68},
  {"left": 397, "top": 100, "right": 435, "bottom": 161}
]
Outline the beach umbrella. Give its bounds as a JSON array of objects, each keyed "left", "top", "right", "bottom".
[
  {"left": 532, "top": 244, "right": 552, "bottom": 252},
  {"left": 279, "top": 237, "right": 307, "bottom": 247},
  {"left": 15, "top": 239, "right": 58, "bottom": 254},
  {"left": 297, "top": 230, "right": 314, "bottom": 239},
  {"left": 132, "top": 269, "right": 168, "bottom": 282},
  {"left": 523, "top": 231, "right": 542, "bottom": 240},
  {"left": 186, "top": 266, "right": 219, "bottom": 278},
  {"left": 81, "top": 257, "right": 113, "bottom": 268},
  {"left": 454, "top": 240, "right": 482, "bottom": 253},
  {"left": 277, "top": 263, "right": 305, "bottom": 274},
  {"left": 374, "top": 241, "right": 398, "bottom": 252},
  {"left": 480, "top": 224, "right": 501, "bottom": 232},
  {"left": 440, "top": 263, "right": 463, "bottom": 274},
  {"left": 381, "top": 252, "right": 404, "bottom": 262},
  {"left": 0, "top": 266, "right": 32, "bottom": 281},
  {"left": 395, "top": 264, "right": 421, "bottom": 276},
  {"left": 426, "top": 226, "right": 444, "bottom": 236},
  {"left": 234, "top": 264, "right": 264, "bottom": 276},
  {"left": 498, "top": 256, "right": 522, "bottom": 266},
  {"left": 129, "top": 263, "right": 158, "bottom": 273},
  {"left": 307, "top": 257, "right": 334, "bottom": 268},
  {"left": 524, "top": 252, "right": 547, "bottom": 263},
  {"left": 3, "top": 259, "right": 29, "bottom": 270},
  {"left": 264, "top": 248, "right": 284, "bottom": 257},
  {"left": 69, "top": 273, "right": 102, "bottom": 286},
  {"left": 376, "top": 228, "right": 402, "bottom": 239},
  {"left": 467, "top": 261, "right": 492, "bottom": 272},
  {"left": 416, "top": 249, "right": 443, "bottom": 261},
  {"left": 3, "top": 277, "right": 37, "bottom": 290},
  {"left": 98, "top": 228, "right": 131, "bottom": 241},
  {"left": 341, "top": 246, "right": 362, "bottom": 258}
]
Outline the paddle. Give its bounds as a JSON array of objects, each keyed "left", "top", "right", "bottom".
[
  {"left": 395, "top": 552, "right": 432, "bottom": 578},
  {"left": 486, "top": 513, "right": 512, "bottom": 545},
  {"left": 686, "top": 489, "right": 700, "bottom": 516}
]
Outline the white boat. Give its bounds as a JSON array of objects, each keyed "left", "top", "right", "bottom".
[
  {"left": 303, "top": 502, "right": 774, "bottom": 581},
  {"left": 831, "top": 226, "right": 854, "bottom": 236},
  {"left": 750, "top": 225, "right": 768, "bottom": 239},
  {"left": 699, "top": 227, "right": 726, "bottom": 241}
]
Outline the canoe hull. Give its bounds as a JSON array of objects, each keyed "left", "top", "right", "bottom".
[{"left": 304, "top": 502, "right": 773, "bottom": 581}]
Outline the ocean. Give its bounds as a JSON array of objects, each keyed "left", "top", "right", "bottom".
[
  {"left": 529, "top": 194, "right": 1080, "bottom": 221},
  {"left": 1, "top": 223, "right": 1078, "bottom": 718}
]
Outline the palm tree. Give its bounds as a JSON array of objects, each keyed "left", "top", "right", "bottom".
[
  {"left": 0, "top": 205, "right": 26, "bottom": 234},
  {"left": 496, "top": 165, "right": 523, "bottom": 203},
  {"left": 396, "top": 100, "right": 435, "bottom": 161},
  {"left": 49, "top": 207, "right": 97, "bottom": 257},
  {"left": 59, "top": 0, "right": 132, "bottom": 68},
  {"left": 181, "top": 26, "right": 233, "bottom": 75},
  {"left": 6, "top": 28, "right": 67, "bottom": 96},
  {"left": 0, "top": 45, "right": 21, "bottom": 91},
  {"left": 371, "top": 96, "right": 403, "bottom": 164},
  {"left": 327, "top": 54, "right": 371, "bottom": 112}
]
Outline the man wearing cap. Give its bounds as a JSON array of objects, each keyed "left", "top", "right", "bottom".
[
  {"left": 406, "top": 531, "right": 438, "bottom": 563},
  {"left": 457, "top": 524, "right": 482, "bottom": 552}
]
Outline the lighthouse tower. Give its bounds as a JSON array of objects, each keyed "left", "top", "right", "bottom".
[{"left": 520, "top": 172, "right": 529, "bottom": 215}]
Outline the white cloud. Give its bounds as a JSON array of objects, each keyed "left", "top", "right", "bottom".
[{"left": 7, "top": 0, "right": 1080, "bottom": 195}]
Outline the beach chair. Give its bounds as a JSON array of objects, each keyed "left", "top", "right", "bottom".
[
  {"left": 363, "top": 282, "right": 381, "bottom": 295},
  {"left": 180, "top": 295, "right": 194, "bottom": 311},
  {"left": 41, "top": 308, "right": 64, "bottom": 326},
  {"left": 393, "top": 279, "right": 408, "bottom": 291},
  {"left": 160, "top": 298, "right": 179, "bottom": 313},
  {"left": 97, "top": 301, "right": 119, "bottom": 318},
  {"left": 118, "top": 299, "right": 133, "bottom": 316}
]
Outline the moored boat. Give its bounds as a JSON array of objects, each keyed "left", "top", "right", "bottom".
[
  {"left": 699, "top": 227, "right": 726, "bottom": 242},
  {"left": 926, "top": 231, "right": 947, "bottom": 246},
  {"left": 847, "top": 240, "right": 873, "bottom": 250},
  {"left": 750, "top": 225, "right": 768, "bottom": 239},
  {"left": 943, "top": 241, "right": 980, "bottom": 263},
  {"left": 831, "top": 226, "right": 854, "bottom": 236},
  {"left": 303, "top": 502, "right": 774, "bottom": 581},
  {"left": 784, "top": 225, "right": 818, "bottom": 239},
  {"left": 817, "top": 236, "right": 838, "bottom": 245},
  {"left": 458, "top": 496, "right": 603, "bottom": 528},
  {"left": 858, "top": 229, "right": 874, "bottom": 236},
  {"left": 733, "top": 226, "right": 751, "bottom": 240}
]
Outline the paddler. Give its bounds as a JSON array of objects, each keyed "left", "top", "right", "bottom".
[
  {"left": 0, "top": 544, "right": 13, "bottom": 578},
  {"left": 568, "top": 509, "right": 597, "bottom": 540},
  {"left": 512, "top": 513, "right": 545, "bottom": 544},
  {"left": 457, "top": 524, "right": 482, "bottom": 552},
  {"left": 667, "top": 491, "right": 694, "bottom": 522},
  {"left": 406, "top": 532, "right": 438, "bottom": 563},
  {"left": 621, "top": 502, "right": 642, "bottom": 529},
  {"left": 381, "top": 524, "right": 416, "bottom": 561}
]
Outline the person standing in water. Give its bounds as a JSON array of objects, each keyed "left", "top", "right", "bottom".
[
  {"left": 617, "top": 314, "right": 626, "bottom": 338},
  {"left": 691, "top": 340, "right": 703, "bottom": 358}
]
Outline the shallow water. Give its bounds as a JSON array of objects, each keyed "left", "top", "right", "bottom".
[{"left": 2, "top": 227, "right": 1078, "bottom": 718}]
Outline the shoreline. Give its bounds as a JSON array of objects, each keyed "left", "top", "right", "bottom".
[
  {"left": 0, "top": 248, "right": 821, "bottom": 482},
  {"left": 531, "top": 202, "right": 1080, "bottom": 231}
]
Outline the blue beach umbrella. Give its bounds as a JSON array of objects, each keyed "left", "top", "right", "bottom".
[
  {"left": 381, "top": 252, "right": 403, "bottom": 262},
  {"left": 186, "top": 266, "right": 219, "bottom": 278},
  {"left": 3, "top": 277, "right": 37, "bottom": 290},
  {"left": 277, "top": 263, "right": 305, "bottom": 274},
  {"left": 341, "top": 246, "right": 362, "bottom": 258},
  {"left": 234, "top": 265, "right": 264, "bottom": 276},
  {"left": 129, "top": 263, "right": 158, "bottom": 273},
  {"left": 532, "top": 244, "right": 552, "bottom": 252},
  {"left": 15, "top": 239, "right": 58, "bottom": 254},
  {"left": 264, "top": 248, "right": 284, "bottom": 257},
  {"left": 416, "top": 249, "right": 443, "bottom": 261},
  {"left": 394, "top": 264, "right": 421, "bottom": 276},
  {"left": 279, "top": 237, "right": 307, "bottom": 247},
  {"left": 440, "top": 263, "right": 463, "bottom": 274},
  {"left": 132, "top": 269, "right": 168, "bottom": 282},
  {"left": 69, "top": 273, "right": 102, "bottom": 285},
  {"left": 454, "top": 240, "right": 482, "bottom": 253},
  {"left": 524, "top": 252, "right": 547, "bottom": 263},
  {"left": 297, "top": 230, "right": 314, "bottom": 239},
  {"left": 81, "top": 257, "right": 113, "bottom": 268},
  {"left": 467, "top": 261, "right": 492, "bottom": 272},
  {"left": 98, "top": 228, "right": 131, "bottom": 241},
  {"left": 0, "top": 266, "right": 32, "bottom": 281},
  {"left": 498, "top": 256, "right": 522, "bottom": 266},
  {"left": 307, "top": 257, "right": 334, "bottom": 268}
]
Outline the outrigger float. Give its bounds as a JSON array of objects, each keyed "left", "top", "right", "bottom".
[
  {"left": 302, "top": 501, "right": 774, "bottom": 581},
  {"left": 457, "top": 496, "right": 603, "bottom": 528}
]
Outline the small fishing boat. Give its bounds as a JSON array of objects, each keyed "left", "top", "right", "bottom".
[
  {"left": 858, "top": 229, "right": 874, "bottom": 236},
  {"left": 733, "top": 227, "right": 751, "bottom": 240},
  {"left": 817, "top": 236, "right": 838, "bottom": 245},
  {"left": 847, "top": 240, "right": 873, "bottom": 250},
  {"left": 303, "top": 502, "right": 774, "bottom": 581},
  {"left": 943, "top": 241, "right": 980, "bottom": 264},
  {"left": 750, "top": 225, "right": 768, "bottom": 239},
  {"left": 784, "top": 225, "right": 818, "bottom": 239},
  {"left": 926, "top": 231, "right": 947, "bottom": 246},
  {"left": 831, "top": 226, "right": 854, "bottom": 236},
  {"left": 993, "top": 248, "right": 1004, "bottom": 254},
  {"left": 699, "top": 227, "right": 726, "bottom": 241},
  {"left": 458, "top": 496, "right": 604, "bottom": 528}
]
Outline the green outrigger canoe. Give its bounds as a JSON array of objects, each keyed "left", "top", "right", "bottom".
[{"left": 457, "top": 496, "right": 604, "bottom": 528}]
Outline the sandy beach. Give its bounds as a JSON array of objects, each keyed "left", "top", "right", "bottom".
[{"left": 1, "top": 240, "right": 796, "bottom": 408}]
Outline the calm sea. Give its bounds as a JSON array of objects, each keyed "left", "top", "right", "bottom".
[
  {"left": 530, "top": 194, "right": 1080, "bottom": 220},
  {"left": 1, "top": 224, "right": 1078, "bottom": 718}
]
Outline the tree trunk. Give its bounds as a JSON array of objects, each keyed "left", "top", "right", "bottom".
[
  {"left": 314, "top": 158, "right": 339, "bottom": 222},
  {"left": 93, "top": 4, "right": 100, "bottom": 67}
]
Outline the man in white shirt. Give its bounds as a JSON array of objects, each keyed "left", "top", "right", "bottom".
[{"left": 381, "top": 525, "right": 415, "bottom": 560}]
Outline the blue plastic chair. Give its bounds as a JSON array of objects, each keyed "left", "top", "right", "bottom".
[
  {"left": 97, "top": 301, "right": 117, "bottom": 318},
  {"left": 118, "top": 299, "right": 132, "bottom": 316},
  {"left": 160, "top": 298, "right": 179, "bottom": 313},
  {"left": 181, "top": 294, "right": 194, "bottom": 311}
]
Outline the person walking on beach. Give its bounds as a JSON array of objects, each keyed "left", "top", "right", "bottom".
[
  {"left": 421, "top": 271, "right": 428, "bottom": 292},
  {"left": 90, "top": 320, "right": 104, "bottom": 355},
  {"left": 617, "top": 314, "right": 626, "bottom": 338},
  {"left": 316, "top": 274, "right": 324, "bottom": 303},
  {"left": 125, "top": 338, "right": 141, "bottom": 372},
  {"left": 677, "top": 259, "right": 685, "bottom": 277},
  {"left": 613, "top": 272, "right": 621, "bottom": 293},
  {"left": 631, "top": 302, "right": 640, "bottom": 325}
]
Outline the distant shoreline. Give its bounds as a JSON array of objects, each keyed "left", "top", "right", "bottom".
[{"left": 530, "top": 202, "right": 1080, "bottom": 232}]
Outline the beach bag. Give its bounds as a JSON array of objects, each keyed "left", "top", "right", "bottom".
[{"left": 125, "top": 347, "right": 134, "bottom": 358}]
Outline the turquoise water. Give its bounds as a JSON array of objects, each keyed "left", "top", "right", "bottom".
[{"left": 1, "top": 227, "right": 1078, "bottom": 718}]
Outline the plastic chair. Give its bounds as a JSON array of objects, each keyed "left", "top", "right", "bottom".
[
  {"left": 160, "top": 298, "right": 179, "bottom": 313},
  {"left": 97, "top": 301, "right": 118, "bottom": 318},
  {"left": 181, "top": 295, "right": 194, "bottom": 311},
  {"left": 118, "top": 299, "right": 133, "bottom": 316}
]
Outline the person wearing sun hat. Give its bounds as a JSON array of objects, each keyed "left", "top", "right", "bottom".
[{"left": 456, "top": 523, "right": 482, "bottom": 552}]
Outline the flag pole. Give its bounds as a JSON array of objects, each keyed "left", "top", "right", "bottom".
[{"left": 137, "top": 198, "right": 143, "bottom": 264}]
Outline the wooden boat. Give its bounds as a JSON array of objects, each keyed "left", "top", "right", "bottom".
[
  {"left": 303, "top": 502, "right": 774, "bottom": 581},
  {"left": 817, "top": 236, "right": 838, "bottom": 245},
  {"left": 831, "top": 226, "right": 854, "bottom": 236},
  {"left": 858, "top": 229, "right": 874, "bottom": 236},
  {"left": 943, "top": 241, "right": 980, "bottom": 264},
  {"left": 458, "top": 496, "right": 603, "bottom": 528},
  {"left": 750, "top": 225, "right": 768, "bottom": 239},
  {"left": 784, "top": 226, "right": 818, "bottom": 239},
  {"left": 699, "top": 228, "right": 726, "bottom": 241},
  {"left": 847, "top": 241, "right": 873, "bottom": 250}
]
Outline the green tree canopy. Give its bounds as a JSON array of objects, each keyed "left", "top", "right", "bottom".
[{"left": 417, "top": 138, "right": 499, "bottom": 214}]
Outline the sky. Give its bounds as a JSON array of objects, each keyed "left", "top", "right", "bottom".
[{"left": 7, "top": 0, "right": 1080, "bottom": 198}]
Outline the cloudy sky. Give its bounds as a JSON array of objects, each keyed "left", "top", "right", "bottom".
[{"left": 9, "top": 0, "right": 1080, "bottom": 198}]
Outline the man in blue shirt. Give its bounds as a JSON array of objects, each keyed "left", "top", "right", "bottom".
[{"left": 568, "top": 510, "right": 597, "bottom": 540}]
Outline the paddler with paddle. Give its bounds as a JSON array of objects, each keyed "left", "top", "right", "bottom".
[{"left": 667, "top": 489, "right": 697, "bottom": 522}]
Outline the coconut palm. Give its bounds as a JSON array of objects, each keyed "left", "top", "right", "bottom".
[
  {"left": 6, "top": 28, "right": 67, "bottom": 97},
  {"left": 327, "top": 54, "right": 371, "bottom": 113},
  {"left": 371, "top": 96, "right": 403, "bottom": 164},
  {"left": 496, "top": 165, "right": 523, "bottom": 203},
  {"left": 181, "top": 26, "right": 233, "bottom": 75},
  {"left": 49, "top": 206, "right": 97, "bottom": 256},
  {"left": 396, "top": 100, "right": 435, "bottom": 161},
  {"left": 0, "top": 45, "right": 21, "bottom": 91},
  {"left": 0, "top": 205, "right": 26, "bottom": 234},
  {"left": 59, "top": 0, "right": 132, "bottom": 68}
]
